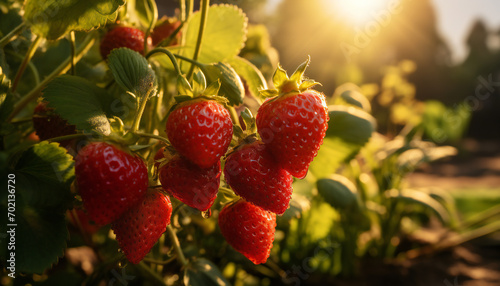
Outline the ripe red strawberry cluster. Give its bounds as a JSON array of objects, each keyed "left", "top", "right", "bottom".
[
  {"left": 220, "top": 60, "right": 329, "bottom": 264},
  {"left": 75, "top": 142, "right": 173, "bottom": 264},
  {"left": 158, "top": 99, "right": 233, "bottom": 211}
]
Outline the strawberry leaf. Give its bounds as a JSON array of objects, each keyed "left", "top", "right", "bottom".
[
  {"left": 317, "top": 175, "right": 358, "bottom": 210},
  {"left": 227, "top": 56, "right": 267, "bottom": 103},
  {"left": 387, "top": 189, "right": 450, "bottom": 224},
  {"left": 184, "top": 4, "right": 248, "bottom": 65},
  {"left": 14, "top": 142, "right": 74, "bottom": 209},
  {"left": 0, "top": 200, "right": 68, "bottom": 274},
  {"left": 184, "top": 258, "right": 230, "bottom": 286},
  {"left": 42, "top": 75, "right": 112, "bottom": 136},
  {"left": 203, "top": 63, "right": 244, "bottom": 105},
  {"left": 24, "top": 0, "right": 124, "bottom": 40},
  {"left": 108, "top": 48, "right": 157, "bottom": 98},
  {"left": 309, "top": 106, "right": 376, "bottom": 179},
  {"left": 0, "top": 142, "right": 74, "bottom": 274}
]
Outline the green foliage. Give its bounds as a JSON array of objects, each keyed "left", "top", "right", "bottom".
[
  {"left": 108, "top": 48, "right": 157, "bottom": 97},
  {"left": 24, "top": 0, "right": 124, "bottom": 40},
  {"left": 226, "top": 56, "right": 267, "bottom": 101},
  {"left": 184, "top": 258, "right": 230, "bottom": 286},
  {"left": 0, "top": 142, "right": 73, "bottom": 274},
  {"left": 317, "top": 175, "right": 358, "bottom": 210},
  {"left": 42, "top": 75, "right": 112, "bottom": 135},
  {"left": 309, "top": 105, "right": 376, "bottom": 179},
  {"left": 203, "top": 62, "right": 244, "bottom": 105},
  {"left": 422, "top": 100, "right": 471, "bottom": 144},
  {"left": 184, "top": 5, "right": 248, "bottom": 65},
  {"left": 14, "top": 141, "right": 74, "bottom": 209}
]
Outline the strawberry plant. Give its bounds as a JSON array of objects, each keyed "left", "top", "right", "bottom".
[{"left": 1, "top": 0, "right": 492, "bottom": 285}]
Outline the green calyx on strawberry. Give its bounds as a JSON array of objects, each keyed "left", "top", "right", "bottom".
[
  {"left": 256, "top": 57, "right": 329, "bottom": 179},
  {"left": 112, "top": 191, "right": 172, "bottom": 264},
  {"left": 224, "top": 138, "right": 293, "bottom": 215},
  {"left": 75, "top": 142, "right": 149, "bottom": 225},
  {"left": 218, "top": 199, "right": 276, "bottom": 264},
  {"left": 166, "top": 72, "right": 233, "bottom": 168},
  {"left": 158, "top": 148, "right": 221, "bottom": 211}
]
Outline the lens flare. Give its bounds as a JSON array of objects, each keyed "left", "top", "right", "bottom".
[{"left": 323, "top": 0, "right": 392, "bottom": 27}]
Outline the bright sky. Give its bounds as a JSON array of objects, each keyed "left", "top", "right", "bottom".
[{"left": 266, "top": 0, "right": 500, "bottom": 63}]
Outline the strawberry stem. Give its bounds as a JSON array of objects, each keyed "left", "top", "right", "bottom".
[
  {"left": 69, "top": 31, "right": 76, "bottom": 75},
  {"left": 146, "top": 48, "right": 182, "bottom": 76},
  {"left": 142, "top": 255, "right": 177, "bottom": 265},
  {"left": 143, "top": 0, "right": 158, "bottom": 55},
  {"left": 186, "top": 0, "right": 210, "bottom": 80},
  {"left": 7, "top": 32, "right": 96, "bottom": 122},
  {"left": 166, "top": 225, "right": 188, "bottom": 266},
  {"left": 131, "top": 88, "right": 155, "bottom": 133},
  {"left": 11, "top": 35, "right": 42, "bottom": 92},
  {"left": 0, "top": 22, "right": 26, "bottom": 47},
  {"left": 133, "top": 132, "right": 170, "bottom": 144}
]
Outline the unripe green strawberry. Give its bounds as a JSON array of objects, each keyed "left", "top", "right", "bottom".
[
  {"left": 75, "top": 142, "right": 148, "bottom": 225},
  {"left": 224, "top": 140, "right": 293, "bottom": 215},
  {"left": 100, "top": 26, "right": 145, "bottom": 60},
  {"left": 166, "top": 99, "right": 233, "bottom": 168},
  {"left": 112, "top": 191, "right": 172, "bottom": 264},
  {"left": 218, "top": 200, "right": 276, "bottom": 264},
  {"left": 256, "top": 59, "right": 328, "bottom": 179}
]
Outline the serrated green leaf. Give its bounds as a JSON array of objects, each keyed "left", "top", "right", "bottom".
[
  {"left": 227, "top": 56, "right": 267, "bottom": 102},
  {"left": 184, "top": 258, "right": 230, "bottom": 286},
  {"left": 309, "top": 106, "right": 375, "bottom": 179},
  {"left": 203, "top": 63, "right": 244, "bottom": 105},
  {"left": 0, "top": 198, "right": 68, "bottom": 274},
  {"left": 386, "top": 189, "right": 450, "bottom": 224},
  {"left": 24, "top": 0, "right": 124, "bottom": 40},
  {"left": 43, "top": 75, "right": 111, "bottom": 135},
  {"left": 317, "top": 175, "right": 358, "bottom": 210},
  {"left": 108, "top": 48, "right": 157, "bottom": 97},
  {"left": 15, "top": 142, "right": 74, "bottom": 209},
  {"left": 184, "top": 4, "right": 247, "bottom": 65}
]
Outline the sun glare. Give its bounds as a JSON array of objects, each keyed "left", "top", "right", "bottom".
[{"left": 322, "top": 0, "right": 392, "bottom": 27}]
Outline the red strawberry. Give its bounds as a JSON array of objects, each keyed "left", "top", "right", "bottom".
[
  {"left": 32, "top": 101, "right": 76, "bottom": 142},
  {"left": 75, "top": 142, "right": 148, "bottom": 225},
  {"left": 256, "top": 59, "right": 328, "bottom": 179},
  {"left": 159, "top": 153, "right": 220, "bottom": 211},
  {"left": 100, "top": 26, "right": 145, "bottom": 60},
  {"left": 166, "top": 99, "right": 233, "bottom": 168},
  {"left": 218, "top": 200, "right": 276, "bottom": 264},
  {"left": 224, "top": 140, "right": 293, "bottom": 215},
  {"left": 112, "top": 191, "right": 172, "bottom": 264},
  {"left": 151, "top": 17, "right": 182, "bottom": 46}
]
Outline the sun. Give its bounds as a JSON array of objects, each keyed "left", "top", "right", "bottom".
[{"left": 322, "top": 0, "right": 392, "bottom": 27}]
